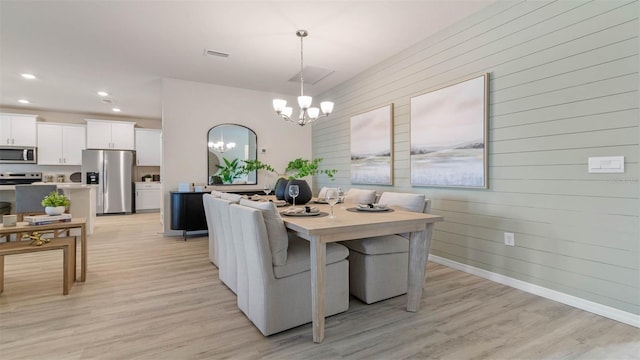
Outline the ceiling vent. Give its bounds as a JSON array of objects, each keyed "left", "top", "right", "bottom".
[
  {"left": 203, "top": 49, "right": 230, "bottom": 58},
  {"left": 288, "top": 66, "right": 334, "bottom": 85},
  {"left": 101, "top": 98, "right": 113, "bottom": 104}
]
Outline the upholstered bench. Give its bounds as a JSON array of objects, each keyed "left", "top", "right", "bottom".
[{"left": 0, "top": 236, "right": 75, "bottom": 295}]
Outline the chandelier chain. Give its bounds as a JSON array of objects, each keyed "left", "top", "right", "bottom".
[{"left": 300, "top": 33, "right": 304, "bottom": 97}]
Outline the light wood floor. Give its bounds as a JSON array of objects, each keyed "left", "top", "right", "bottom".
[{"left": 0, "top": 213, "right": 638, "bottom": 359}]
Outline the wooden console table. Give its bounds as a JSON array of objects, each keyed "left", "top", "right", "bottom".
[
  {"left": 0, "top": 218, "right": 87, "bottom": 282},
  {"left": 0, "top": 236, "right": 75, "bottom": 295}
]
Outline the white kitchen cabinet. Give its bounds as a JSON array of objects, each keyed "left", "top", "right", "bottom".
[
  {"left": 85, "top": 119, "right": 135, "bottom": 150},
  {"left": 135, "top": 128, "right": 162, "bottom": 166},
  {"left": 0, "top": 113, "right": 37, "bottom": 146},
  {"left": 135, "top": 182, "right": 161, "bottom": 211},
  {"left": 37, "top": 123, "right": 86, "bottom": 165}
]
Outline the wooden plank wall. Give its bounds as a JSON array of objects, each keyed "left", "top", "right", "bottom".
[{"left": 312, "top": 0, "right": 639, "bottom": 315}]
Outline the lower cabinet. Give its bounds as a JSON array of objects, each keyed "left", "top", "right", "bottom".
[{"left": 135, "top": 182, "right": 161, "bottom": 211}]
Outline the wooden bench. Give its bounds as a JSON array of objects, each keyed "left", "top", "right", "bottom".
[{"left": 0, "top": 236, "right": 76, "bottom": 295}]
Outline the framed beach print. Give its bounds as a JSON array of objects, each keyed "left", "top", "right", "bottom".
[
  {"left": 410, "top": 74, "right": 488, "bottom": 188},
  {"left": 350, "top": 104, "right": 394, "bottom": 185}
]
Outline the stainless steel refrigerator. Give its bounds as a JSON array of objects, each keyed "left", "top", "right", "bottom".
[{"left": 81, "top": 149, "right": 134, "bottom": 214}]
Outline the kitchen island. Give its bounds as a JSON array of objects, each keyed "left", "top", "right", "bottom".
[{"left": 0, "top": 183, "right": 96, "bottom": 235}]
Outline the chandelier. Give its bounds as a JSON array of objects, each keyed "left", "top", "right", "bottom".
[
  {"left": 273, "top": 30, "right": 334, "bottom": 126},
  {"left": 208, "top": 133, "right": 236, "bottom": 153}
]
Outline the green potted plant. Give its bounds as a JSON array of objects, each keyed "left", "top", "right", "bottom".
[
  {"left": 284, "top": 158, "right": 337, "bottom": 180},
  {"left": 41, "top": 191, "right": 70, "bottom": 216},
  {"left": 277, "top": 158, "right": 337, "bottom": 204},
  {"left": 239, "top": 159, "right": 277, "bottom": 176}
]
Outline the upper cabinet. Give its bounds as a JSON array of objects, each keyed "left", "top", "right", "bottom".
[
  {"left": 86, "top": 119, "right": 135, "bottom": 150},
  {"left": 0, "top": 113, "right": 37, "bottom": 146},
  {"left": 37, "top": 123, "right": 86, "bottom": 165},
  {"left": 135, "top": 128, "right": 162, "bottom": 166}
]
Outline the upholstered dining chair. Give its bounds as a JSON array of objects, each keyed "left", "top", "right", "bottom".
[
  {"left": 341, "top": 192, "right": 429, "bottom": 304},
  {"left": 15, "top": 184, "right": 58, "bottom": 221},
  {"left": 229, "top": 203, "right": 350, "bottom": 336},
  {"left": 343, "top": 188, "right": 377, "bottom": 205},
  {"left": 210, "top": 194, "right": 241, "bottom": 293},
  {"left": 202, "top": 193, "right": 218, "bottom": 266}
]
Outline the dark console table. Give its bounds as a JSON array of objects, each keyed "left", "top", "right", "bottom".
[
  {"left": 170, "top": 192, "right": 209, "bottom": 240},
  {"left": 170, "top": 190, "right": 262, "bottom": 240}
]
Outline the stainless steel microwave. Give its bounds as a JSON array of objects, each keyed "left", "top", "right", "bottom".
[{"left": 0, "top": 146, "right": 37, "bottom": 164}]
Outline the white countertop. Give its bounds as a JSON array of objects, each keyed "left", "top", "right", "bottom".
[{"left": 0, "top": 183, "right": 98, "bottom": 190}]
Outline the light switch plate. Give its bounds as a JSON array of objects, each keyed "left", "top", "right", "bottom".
[{"left": 588, "top": 156, "right": 624, "bottom": 173}]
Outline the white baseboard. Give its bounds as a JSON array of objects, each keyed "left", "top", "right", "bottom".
[{"left": 428, "top": 255, "right": 640, "bottom": 328}]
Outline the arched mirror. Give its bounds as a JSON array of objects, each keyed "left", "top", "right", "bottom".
[{"left": 207, "top": 124, "right": 258, "bottom": 185}]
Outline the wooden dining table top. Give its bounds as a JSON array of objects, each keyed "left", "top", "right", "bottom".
[{"left": 279, "top": 202, "right": 443, "bottom": 243}]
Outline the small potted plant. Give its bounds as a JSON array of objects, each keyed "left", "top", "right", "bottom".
[
  {"left": 41, "top": 191, "right": 70, "bottom": 216},
  {"left": 142, "top": 174, "right": 153, "bottom": 182}
]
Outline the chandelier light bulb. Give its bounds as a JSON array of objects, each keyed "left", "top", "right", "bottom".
[
  {"left": 320, "top": 101, "right": 334, "bottom": 115},
  {"left": 297, "top": 96, "right": 312, "bottom": 110},
  {"left": 307, "top": 107, "right": 320, "bottom": 119},
  {"left": 273, "top": 99, "right": 287, "bottom": 112}
]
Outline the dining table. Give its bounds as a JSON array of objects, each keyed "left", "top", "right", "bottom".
[{"left": 280, "top": 201, "right": 443, "bottom": 343}]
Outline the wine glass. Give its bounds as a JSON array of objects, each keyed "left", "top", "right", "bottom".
[
  {"left": 325, "top": 188, "right": 340, "bottom": 218},
  {"left": 263, "top": 184, "right": 272, "bottom": 196},
  {"left": 288, "top": 184, "right": 300, "bottom": 208}
]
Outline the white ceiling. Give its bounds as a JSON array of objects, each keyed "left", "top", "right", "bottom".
[{"left": 0, "top": 1, "right": 494, "bottom": 120}]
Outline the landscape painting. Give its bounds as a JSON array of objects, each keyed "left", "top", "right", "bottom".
[
  {"left": 410, "top": 74, "right": 488, "bottom": 188},
  {"left": 350, "top": 104, "right": 393, "bottom": 185}
]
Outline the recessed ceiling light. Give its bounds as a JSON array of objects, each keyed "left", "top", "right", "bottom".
[
  {"left": 97, "top": 91, "right": 109, "bottom": 97},
  {"left": 21, "top": 73, "right": 36, "bottom": 80},
  {"left": 18, "top": 99, "right": 30, "bottom": 104},
  {"left": 112, "top": 108, "right": 121, "bottom": 112}
]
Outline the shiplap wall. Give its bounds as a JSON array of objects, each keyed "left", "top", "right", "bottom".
[{"left": 313, "top": 0, "right": 639, "bottom": 315}]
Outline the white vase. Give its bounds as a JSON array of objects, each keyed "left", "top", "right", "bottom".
[{"left": 45, "top": 206, "right": 65, "bottom": 216}]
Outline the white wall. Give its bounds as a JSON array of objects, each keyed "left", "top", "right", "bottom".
[
  {"left": 161, "top": 78, "right": 312, "bottom": 234},
  {"left": 313, "top": 0, "right": 639, "bottom": 316}
]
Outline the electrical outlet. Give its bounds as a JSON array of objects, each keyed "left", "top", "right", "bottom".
[{"left": 504, "top": 232, "right": 515, "bottom": 246}]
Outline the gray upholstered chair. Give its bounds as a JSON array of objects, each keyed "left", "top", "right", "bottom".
[
  {"left": 210, "top": 194, "right": 241, "bottom": 293},
  {"left": 342, "top": 192, "right": 429, "bottom": 304},
  {"left": 230, "top": 202, "right": 350, "bottom": 336},
  {"left": 15, "top": 184, "right": 58, "bottom": 221},
  {"left": 202, "top": 193, "right": 218, "bottom": 266},
  {"left": 343, "top": 188, "right": 377, "bottom": 205}
]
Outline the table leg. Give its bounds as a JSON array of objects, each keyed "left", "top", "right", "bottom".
[
  {"left": 80, "top": 224, "right": 87, "bottom": 282},
  {"left": 406, "top": 223, "right": 434, "bottom": 312},
  {"left": 66, "top": 238, "right": 75, "bottom": 294},
  {"left": 0, "top": 255, "right": 4, "bottom": 293},
  {"left": 310, "top": 236, "right": 326, "bottom": 343}
]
